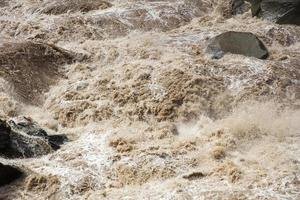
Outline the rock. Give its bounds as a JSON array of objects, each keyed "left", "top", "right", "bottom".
[
  {"left": 0, "top": 41, "right": 81, "bottom": 104},
  {"left": 0, "top": 163, "right": 23, "bottom": 187},
  {"left": 206, "top": 31, "right": 269, "bottom": 59},
  {"left": 34, "top": 0, "right": 112, "bottom": 15},
  {"left": 248, "top": 0, "right": 262, "bottom": 16},
  {"left": 274, "top": 3, "right": 300, "bottom": 25},
  {"left": 232, "top": 0, "right": 251, "bottom": 15},
  {"left": 0, "top": 122, "right": 10, "bottom": 150},
  {"left": 182, "top": 171, "right": 205, "bottom": 180},
  {"left": 0, "top": 117, "right": 67, "bottom": 158},
  {"left": 249, "top": 0, "right": 300, "bottom": 25}
]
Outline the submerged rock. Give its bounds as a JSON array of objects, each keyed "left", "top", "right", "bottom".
[
  {"left": 0, "top": 163, "right": 22, "bottom": 187},
  {"left": 206, "top": 31, "right": 269, "bottom": 59},
  {"left": 34, "top": 0, "right": 112, "bottom": 15},
  {"left": 182, "top": 171, "right": 205, "bottom": 181},
  {"left": 0, "top": 117, "right": 67, "bottom": 158},
  {"left": 250, "top": 0, "right": 300, "bottom": 25},
  {"left": 0, "top": 41, "right": 81, "bottom": 104}
]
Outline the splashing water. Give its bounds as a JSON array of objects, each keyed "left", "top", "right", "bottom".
[{"left": 0, "top": 0, "right": 300, "bottom": 199}]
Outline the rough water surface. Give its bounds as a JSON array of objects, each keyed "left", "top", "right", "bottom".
[{"left": 0, "top": 0, "right": 299, "bottom": 199}]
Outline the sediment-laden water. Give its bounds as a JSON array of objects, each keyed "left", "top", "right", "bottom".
[{"left": 0, "top": 0, "right": 299, "bottom": 199}]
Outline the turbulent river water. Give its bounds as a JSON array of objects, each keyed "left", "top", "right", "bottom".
[{"left": 0, "top": 0, "right": 300, "bottom": 199}]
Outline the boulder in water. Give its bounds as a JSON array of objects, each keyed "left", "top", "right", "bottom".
[
  {"left": 0, "top": 117, "right": 67, "bottom": 158},
  {"left": 249, "top": 0, "right": 300, "bottom": 25},
  {"left": 0, "top": 163, "right": 23, "bottom": 187},
  {"left": 206, "top": 31, "right": 269, "bottom": 59}
]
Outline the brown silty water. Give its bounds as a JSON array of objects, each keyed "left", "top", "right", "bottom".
[{"left": 0, "top": 0, "right": 299, "bottom": 199}]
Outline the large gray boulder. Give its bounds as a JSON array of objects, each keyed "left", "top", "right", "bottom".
[
  {"left": 0, "top": 117, "right": 67, "bottom": 158},
  {"left": 206, "top": 31, "right": 269, "bottom": 59},
  {"left": 0, "top": 163, "right": 22, "bottom": 187}
]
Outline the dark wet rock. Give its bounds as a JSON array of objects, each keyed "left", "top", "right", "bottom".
[
  {"left": 0, "top": 163, "right": 23, "bottom": 187},
  {"left": 248, "top": 0, "right": 262, "bottom": 16},
  {"left": 275, "top": 4, "right": 300, "bottom": 25},
  {"left": 0, "top": 117, "right": 67, "bottom": 158},
  {"left": 34, "top": 0, "right": 112, "bottom": 15},
  {"left": 206, "top": 31, "right": 269, "bottom": 59},
  {"left": 0, "top": 123, "right": 10, "bottom": 151},
  {"left": 0, "top": 41, "right": 82, "bottom": 104},
  {"left": 249, "top": 0, "right": 300, "bottom": 25},
  {"left": 182, "top": 171, "right": 205, "bottom": 180},
  {"left": 232, "top": 0, "right": 251, "bottom": 15}
]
